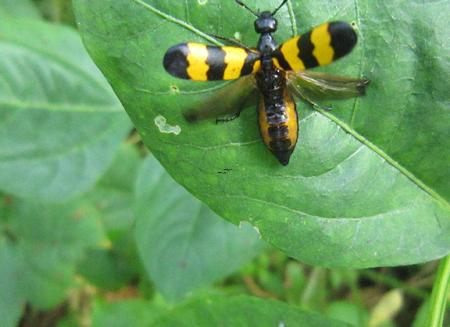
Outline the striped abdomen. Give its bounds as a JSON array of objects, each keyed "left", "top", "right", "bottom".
[
  {"left": 163, "top": 43, "right": 260, "bottom": 81},
  {"left": 258, "top": 89, "right": 298, "bottom": 166}
]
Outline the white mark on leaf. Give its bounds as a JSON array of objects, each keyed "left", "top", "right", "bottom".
[
  {"left": 234, "top": 31, "right": 241, "bottom": 40},
  {"left": 198, "top": 0, "right": 207, "bottom": 5},
  {"left": 154, "top": 115, "right": 181, "bottom": 135}
]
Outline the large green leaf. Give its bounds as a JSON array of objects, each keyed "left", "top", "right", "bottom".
[
  {"left": 0, "top": 17, "right": 131, "bottom": 201},
  {"left": 152, "top": 295, "right": 350, "bottom": 327},
  {"left": 73, "top": 0, "right": 450, "bottom": 268},
  {"left": 15, "top": 200, "right": 105, "bottom": 308},
  {"left": 135, "top": 156, "right": 264, "bottom": 302}
]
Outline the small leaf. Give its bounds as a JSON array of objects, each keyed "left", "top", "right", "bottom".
[
  {"left": 412, "top": 299, "right": 430, "bottom": 327},
  {"left": 368, "top": 289, "right": 403, "bottom": 327},
  {"left": 152, "top": 295, "right": 351, "bottom": 327},
  {"left": 0, "top": 198, "right": 105, "bottom": 309},
  {"left": 135, "top": 156, "right": 264, "bottom": 302},
  {"left": 0, "top": 17, "right": 131, "bottom": 201},
  {"left": 326, "top": 301, "right": 369, "bottom": 327}
]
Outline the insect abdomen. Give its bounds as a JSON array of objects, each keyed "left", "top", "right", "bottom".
[
  {"left": 163, "top": 43, "right": 260, "bottom": 81},
  {"left": 258, "top": 91, "right": 298, "bottom": 165}
]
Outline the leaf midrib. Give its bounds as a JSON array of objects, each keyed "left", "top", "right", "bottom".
[
  {"left": 0, "top": 118, "right": 126, "bottom": 162},
  {"left": 317, "top": 107, "right": 450, "bottom": 211},
  {"left": 130, "top": 0, "right": 222, "bottom": 46},
  {"left": 132, "top": 0, "right": 450, "bottom": 211}
]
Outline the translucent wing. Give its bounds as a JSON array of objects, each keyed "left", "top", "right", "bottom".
[
  {"left": 163, "top": 43, "right": 261, "bottom": 81},
  {"left": 183, "top": 76, "right": 258, "bottom": 122},
  {"left": 287, "top": 71, "right": 370, "bottom": 101},
  {"left": 273, "top": 22, "right": 357, "bottom": 72}
]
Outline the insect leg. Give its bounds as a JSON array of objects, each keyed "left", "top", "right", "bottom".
[{"left": 215, "top": 106, "right": 245, "bottom": 124}]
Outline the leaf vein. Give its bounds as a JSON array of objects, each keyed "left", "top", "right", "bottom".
[
  {"left": 350, "top": 0, "right": 364, "bottom": 127},
  {"left": 317, "top": 107, "right": 450, "bottom": 211},
  {"left": 0, "top": 119, "right": 126, "bottom": 162},
  {"left": 0, "top": 100, "right": 122, "bottom": 113},
  {"left": 130, "top": 0, "right": 222, "bottom": 45},
  {"left": 287, "top": 0, "right": 298, "bottom": 36},
  {"left": 221, "top": 194, "right": 415, "bottom": 220}
]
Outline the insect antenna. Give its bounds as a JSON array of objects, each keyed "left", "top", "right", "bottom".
[
  {"left": 271, "top": 0, "right": 288, "bottom": 15},
  {"left": 235, "top": 0, "right": 260, "bottom": 17}
]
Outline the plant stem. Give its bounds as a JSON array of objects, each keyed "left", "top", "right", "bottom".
[{"left": 426, "top": 255, "right": 450, "bottom": 327}]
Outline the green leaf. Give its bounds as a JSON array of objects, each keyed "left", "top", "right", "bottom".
[
  {"left": 57, "top": 316, "right": 79, "bottom": 327},
  {"left": 0, "top": 0, "right": 41, "bottom": 19},
  {"left": 86, "top": 144, "right": 142, "bottom": 235},
  {"left": 326, "top": 301, "right": 369, "bottom": 327},
  {"left": 412, "top": 299, "right": 430, "bottom": 327},
  {"left": 78, "top": 144, "right": 143, "bottom": 290},
  {"left": 0, "top": 17, "right": 131, "bottom": 202},
  {"left": 73, "top": 0, "right": 450, "bottom": 267},
  {"left": 0, "top": 198, "right": 105, "bottom": 309},
  {"left": 152, "top": 295, "right": 350, "bottom": 327},
  {"left": 92, "top": 298, "right": 166, "bottom": 327},
  {"left": 135, "top": 156, "right": 264, "bottom": 302},
  {"left": 0, "top": 237, "right": 24, "bottom": 327}
]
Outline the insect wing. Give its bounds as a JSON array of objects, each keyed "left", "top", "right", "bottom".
[
  {"left": 287, "top": 71, "right": 370, "bottom": 100},
  {"left": 274, "top": 22, "right": 357, "bottom": 72},
  {"left": 163, "top": 42, "right": 261, "bottom": 81},
  {"left": 183, "top": 76, "right": 257, "bottom": 122}
]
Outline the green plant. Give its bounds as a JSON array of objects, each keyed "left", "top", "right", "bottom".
[{"left": 0, "top": 0, "right": 448, "bottom": 326}]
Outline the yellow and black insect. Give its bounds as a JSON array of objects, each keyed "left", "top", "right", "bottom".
[{"left": 163, "top": 0, "right": 369, "bottom": 165}]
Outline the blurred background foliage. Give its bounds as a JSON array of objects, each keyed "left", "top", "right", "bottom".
[{"left": 0, "top": 0, "right": 448, "bottom": 326}]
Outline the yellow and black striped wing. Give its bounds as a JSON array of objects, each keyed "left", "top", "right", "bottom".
[
  {"left": 163, "top": 43, "right": 261, "bottom": 81},
  {"left": 274, "top": 22, "right": 357, "bottom": 72}
]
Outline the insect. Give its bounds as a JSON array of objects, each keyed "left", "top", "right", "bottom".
[{"left": 163, "top": 0, "right": 369, "bottom": 165}]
